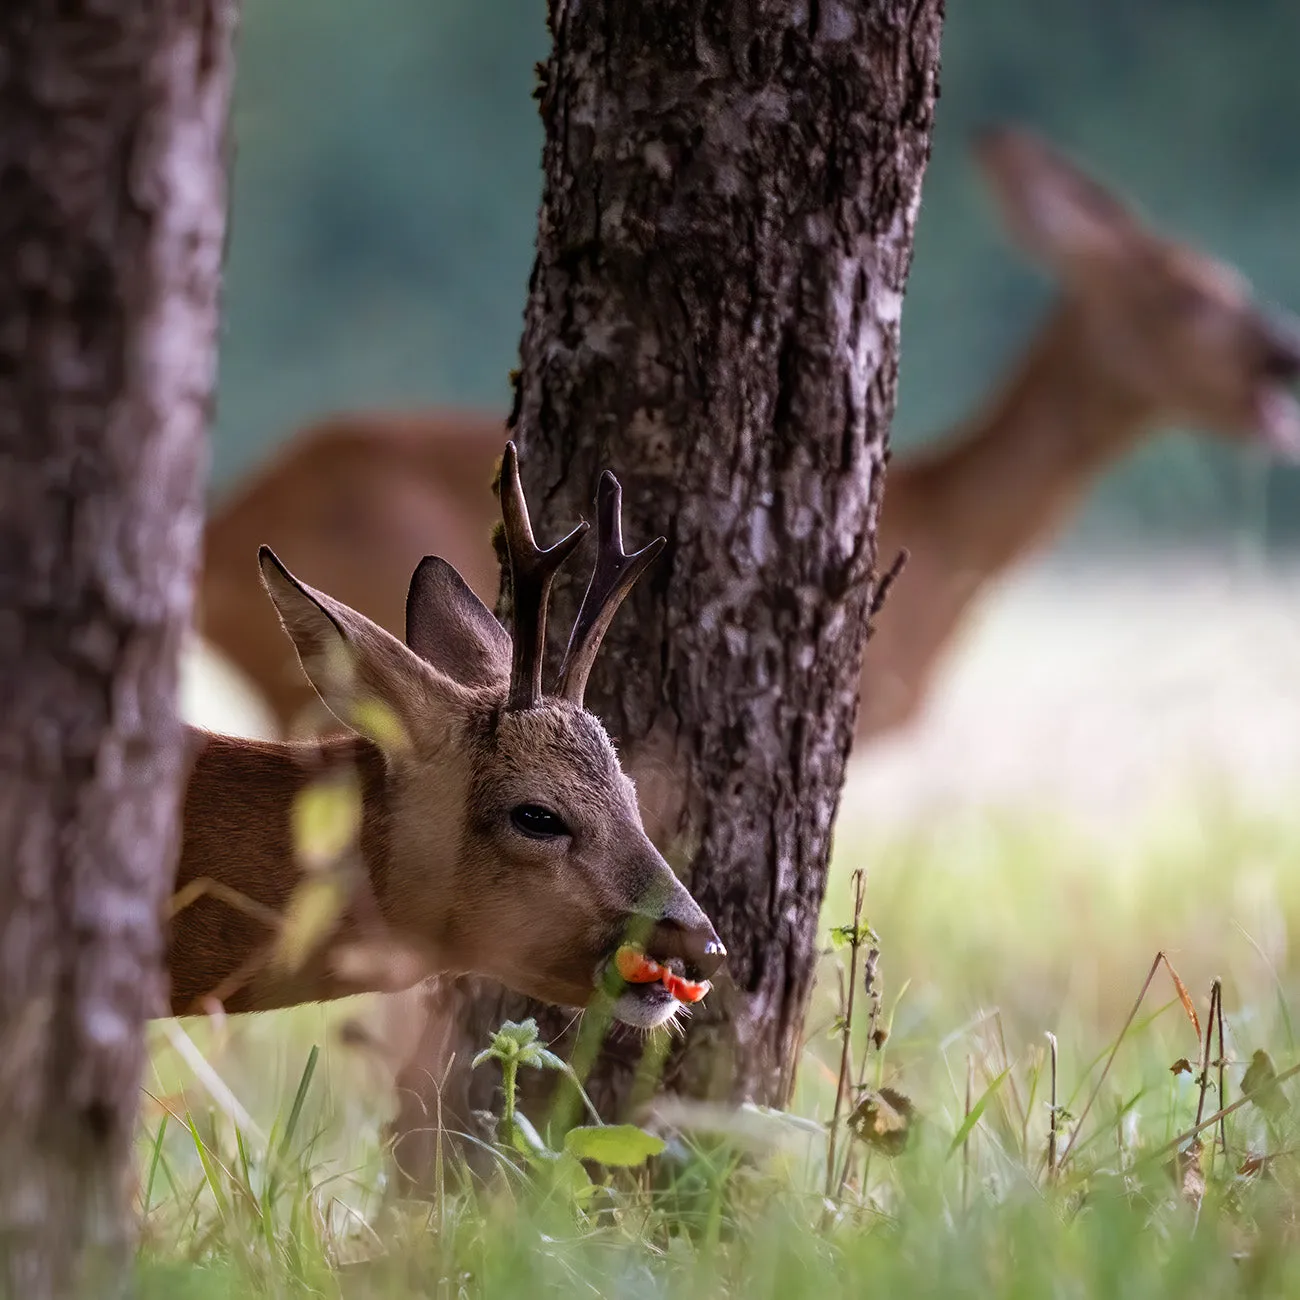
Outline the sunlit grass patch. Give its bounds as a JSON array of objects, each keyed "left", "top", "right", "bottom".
[
  {"left": 154, "top": 614, "right": 1300, "bottom": 1296},
  {"left": 136, "top": 785, "right": 1300, "bottom": 1297}
]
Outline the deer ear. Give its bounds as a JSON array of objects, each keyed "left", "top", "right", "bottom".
[
  {"left": 405, "top": 556, "right": 511, "bottom": 691},
  {"left": 258, "top": 546, "right": 456, "bottom": 745},
  {"left": 974, "top": 126, "right": 1140, "bottom": 270}
]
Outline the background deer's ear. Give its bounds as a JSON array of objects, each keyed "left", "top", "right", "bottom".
[
  {"left": 258, "top": 546, "right": 462, "bottom": 747},
  {"left": 974, "top": 126, "right": 1141, "bottom": 271},
  {"left": 405, "top": 556, "right": 511, "bottom": 691}
]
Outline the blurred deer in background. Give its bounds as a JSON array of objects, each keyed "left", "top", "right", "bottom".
[
  {"left": 199, "top": 125, "right": 1300, "bottom": 745},
  {"left": 171, "top": 445, "right": 724, "bottom": 1022}
]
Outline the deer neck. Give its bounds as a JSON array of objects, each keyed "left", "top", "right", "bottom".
[
  {"left": 168, "top": 728, "right": 429, "bottom": 1015},
  {"left": 887, "top": 302, "right": 1156, "bottom": 575},
  {"left": 860, "top": 304, "right": 1155, "bottom": 738}
]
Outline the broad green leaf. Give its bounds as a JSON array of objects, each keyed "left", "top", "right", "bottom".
[
  {"left": 548, "top": 1152, "right": 596, "bottom": 1207},
  {"left": 564, "top": 1124, "right": 665, "bottom": 1167}
]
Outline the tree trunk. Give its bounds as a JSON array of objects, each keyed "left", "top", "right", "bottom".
[
  {"left": 391, "top": 0, "right": 943, "bottom": 1181},
  {"left": 0, "top": 4, "right": 236, "bottom": 1294}
]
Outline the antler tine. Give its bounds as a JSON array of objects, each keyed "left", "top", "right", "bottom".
[
  {"left": 556, "top": 470, "right": 666, "bottom": 706},
  {"left": 499, "top": 441, "right": 589, "bottom": 711}
]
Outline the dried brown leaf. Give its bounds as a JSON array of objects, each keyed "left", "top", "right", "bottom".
[
  {"left": 1243, "top": 1049, "right": 1288, "bottom": 1117},
  {"left": 1237, "top": 1152, "right": 1274, "bottom": 1179},
  {"left": 1159, "top": 953, "right": 1201, "bottom": 1041},
  {"left": 1170, "top": 1137, "right": 1206, "bottom": 1209},
  {"left": 848, "top": 1086, "right": 915, "bottom": 1157},
  {"left": 1170, "top": 1058, "right": 1194, "bottom": 1076}
]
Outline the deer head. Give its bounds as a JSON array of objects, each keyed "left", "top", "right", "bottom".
[
  {"left": 974, "top": 125, "right": 1300, "bottom": 457},
  {"left": 255, "top": 443, "right": 724, "bottom": 1028}
]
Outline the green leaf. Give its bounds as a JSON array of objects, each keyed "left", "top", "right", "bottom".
[
  {"left": 471, "top": 1049, "right": 495, "bottom": 1070},
  {"left": 291, "top": 776, "right": 361, "bottom": 871},
  {"left": 509, "top": 1111, "right": 554, "bottom": 1161},
  {"left": 494, "top": 1019, "right": 540, "bottom": 1050},
  {"left": 564, "top": 1124, "right": 665, "bottom": 1168},
  {"left": 946, "top": 1066, "right": 1011, "bottom": 1159},
  {"left": 528, "top": 1047, "right": 569, "bottom": 1073},
  {"left": 548, "top": 1152, "right": 596, "bottom": 1206},
  {"left": 829, "top": 921, "right": 878, "bottom": 949}
]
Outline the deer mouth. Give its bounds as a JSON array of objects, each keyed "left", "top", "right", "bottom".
[{"left": 600, "top": 944, "right": 712, "bottom": 1029}]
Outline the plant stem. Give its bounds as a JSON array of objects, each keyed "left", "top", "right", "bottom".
[
  {"left": 502, "top": 1059, "right": 518, "bottom": 1141},
  {"left": 826, "top": 868, "right": 866, "bottom": 1201}
]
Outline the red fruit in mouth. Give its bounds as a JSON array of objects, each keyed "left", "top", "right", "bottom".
[
  {"left": 614, "top": 945, "right": 664, "bottom": 984},
  {"left": 662, "top": 972, "right": 710, "bottom": 1004},
  {"left": 614, "top": 945, "right": 711, "bottom": 1004}
]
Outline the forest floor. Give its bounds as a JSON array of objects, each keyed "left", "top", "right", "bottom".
[{"left": 146, "top": 556, "right": 1300, "bottom": 1297}]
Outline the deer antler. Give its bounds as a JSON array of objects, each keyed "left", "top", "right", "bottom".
[
  {"left": 499, "top": 441, "right": 589, "bottom": 711},
  {"left": 556, "top": 471, "right": 666, "bottom": 706}
]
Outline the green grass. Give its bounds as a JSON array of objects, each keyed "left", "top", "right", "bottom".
[{"left": 132, "top": 779, "right": 1300, "bottom": 1298}]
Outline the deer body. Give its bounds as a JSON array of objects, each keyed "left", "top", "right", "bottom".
[
  {"left": 201, "top": 127, "right": 1300, "bottom": 743},
  {"left": 172, "top": 732, "right": 392, "bottom": 1013},
  {"left": 170, "top": 447, "right": 724, "bottom": 1023}
]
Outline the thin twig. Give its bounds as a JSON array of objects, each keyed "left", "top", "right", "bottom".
[
  {"left": 868, "top": 549, "right": 909, "bottom": 621},
  {"left": 826, "top": 869, "right": 867, "bottom": 1201},
  {"left": 963, "top": 1054, "right": 974, "bottom": 1214},
  {"left": 1214, "top": 978, "right": 1228, "bottom": 1157},
  {"left": 852, "top": 941, "right": 883, "bottom": 1202},
  {"left": 1194, "top": 980, "right": 1217, "bottom": 1130},
  {"left": 856, "top": 946, "right": 882, "bottom": 1089},
  {"left": 1058, "top": 952, "right": 1165, "bottom": 1172},
  {"left": 994, "top": 1009, "right": 1028, "bottom": 1136},
  {"left": 1046, "top": 1031, "right": 1059, "bottom": 1180},
  {"left": 1139, "top": 1057, "right": 1300, "bottom": 1171},
  {"left": 1021, "top": 1046, "right": 1042, "bottom": 1165}
]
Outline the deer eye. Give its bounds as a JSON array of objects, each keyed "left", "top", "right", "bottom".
[{"left": 509, "top": 804, "right": 570, "bottom": 840}]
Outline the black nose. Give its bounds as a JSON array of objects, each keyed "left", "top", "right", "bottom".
[{"left": 645, "top": 916, "right": 727, "bottom": 982}]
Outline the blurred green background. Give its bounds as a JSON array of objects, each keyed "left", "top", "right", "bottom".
[{"left": 214, "top": 0, "right": 1300, "bottom": 548}]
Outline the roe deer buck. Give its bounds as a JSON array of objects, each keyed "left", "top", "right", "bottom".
[
  {"left": 170, "top": 444, "right": 724, "bottom": 1023},
  {"left": 199, "top": 125, "right": 1300, "bottom": 743}
]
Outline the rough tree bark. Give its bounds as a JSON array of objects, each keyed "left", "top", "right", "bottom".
[
  {"left": 0, "top": 3, "right": 236, "bottom": 1294},
  {"left": 391, "top": 0, "right": 943, "bottom": 1178}
]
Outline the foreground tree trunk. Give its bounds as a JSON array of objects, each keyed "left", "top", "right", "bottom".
[
  {"left": 0, "top": 4, "right": 236, "bottom": 1294},
  {"left": 391, "top": 0, "right": 943, "bottom": 1180}
]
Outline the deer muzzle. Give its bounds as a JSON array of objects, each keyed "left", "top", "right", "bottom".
[{"left": 643, "top": 914, "right": 727, "bottom": 984}]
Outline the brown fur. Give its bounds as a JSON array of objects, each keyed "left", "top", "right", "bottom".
[
  {"left": 170, "top": 518, "right": 721, "bottom": 1022},
  {"left": 200, "top": 126, "right": 1300, "bottom": 743}
]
